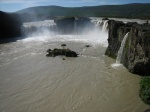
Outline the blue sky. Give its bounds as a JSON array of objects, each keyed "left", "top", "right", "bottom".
[{"left": 0, "top": 0, "right": 150, "bottom": 12}]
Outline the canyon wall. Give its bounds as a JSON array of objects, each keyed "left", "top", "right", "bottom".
[
  {"left": 0, "top": 11, "right": 22, "bottom": 38},
  {"left": 105, "top": 20, "right": 150, "bottom": 76}
]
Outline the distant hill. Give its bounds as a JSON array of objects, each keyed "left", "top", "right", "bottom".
[{"left": 15, "top": 3, "right": 150, "bottom": 21}]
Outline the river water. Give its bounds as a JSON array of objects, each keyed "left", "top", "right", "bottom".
[{"left": 0, "top": 19, "right": 149, "bottom": 112}]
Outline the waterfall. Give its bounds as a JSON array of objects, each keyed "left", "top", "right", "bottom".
[
  {"left": 22, "top": 20, "right": 57, "bottom": 36},
  {"left": 116, "top": 32, "right": 129, "bottom": 64},
  {"left": 111, "top": 32, "right": 129, "bottom": 68},
  {"left": 74, "top": 19, "right": 77, "bottom": 33},
  {"left": 102, "top": 20, "right": 108, "bottom": 32}
]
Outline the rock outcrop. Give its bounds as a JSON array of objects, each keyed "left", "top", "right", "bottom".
[
  {"left": 122, "top": 24, "right": 150, "bottom": 75},
  {"left": 54, "top": 17, "right": 94, "bottom": 34},
  {"left": 105, "top": 20, "right": 126, "bottom": 58},
  {"left": 0, "top": 11, "right": 22, "bottom": 38},
  {"left": 144, "top": 109, "right": 150, "bottom": 112},
  {"left": 46, "top": 48, "right": 78, "bottom": 57},
  {"left": 105, "top": 20, "right": 150, "bottom": 76},
  {"left": 54, "top": 17, "right": 75, "bottom": 34}
]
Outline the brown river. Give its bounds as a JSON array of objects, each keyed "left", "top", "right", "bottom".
[{"left": 0, "top": 18, "right": 149, "bottom": 112}]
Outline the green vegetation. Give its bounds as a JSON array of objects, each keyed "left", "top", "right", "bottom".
[
  {"left": 15, "top": 3, "right": 150, "bottom": 21},
  {"left": 139, "top": 76, "right": 150, "bottom": 105}
]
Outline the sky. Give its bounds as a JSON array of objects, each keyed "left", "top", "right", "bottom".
[{"left": 0, "top": 0, "right": 150, "bottom": 12}]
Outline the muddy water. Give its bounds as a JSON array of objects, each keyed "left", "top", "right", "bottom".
[{"left": 0, "top": 37, "right": 149, "bottom": 112}]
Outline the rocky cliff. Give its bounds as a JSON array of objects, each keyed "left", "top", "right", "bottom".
[
  {"left": 105, "top": 20, "right": 150, "bottom": 76},
  {"left": 0, "top": 11, "right": 22, "bottom": 38},
  {"left": 54, "top": 17, "right": 94, "bottom": 34}
]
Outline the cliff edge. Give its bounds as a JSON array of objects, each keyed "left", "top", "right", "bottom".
[{"left": 105, "top": 20, "right": 150, "bottom": 76}]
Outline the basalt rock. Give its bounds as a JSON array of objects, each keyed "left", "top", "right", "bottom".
[
  {"left": 54, "top": 17, "right": 94, "bottom": 34},
  {"left": 54, "top": 17, "right": 75, "bottom": 34},
  {"left": 105, "top": 20, "right": 126, "bottom": 58},
  {"left": 0, "top": 11, "right": 22, "bottom": 38},
  {"left": 105, "top": 20, "right": 150, "bottom": 76},
  {"left": 46, "top": 48, "right": 78, "bottom": 57},
  {"left": 123, "top": 24, "right": 150, "bottom": 75},
  {"left": 144, "top": 109, "right": 150, "bottom": 112},
  {"left": 102, "top": 17, "right": 109, "bottom": 20}
]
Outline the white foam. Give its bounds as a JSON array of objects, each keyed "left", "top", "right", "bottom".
[
  {"left": 111, "top": 63, "right": 123, "bottom": 68},
  {"left": 21, "top": 30, "right": 108, "bottom": 47},
  {"left": 21, "top": 18, "right": 108, "bottom": 47}
]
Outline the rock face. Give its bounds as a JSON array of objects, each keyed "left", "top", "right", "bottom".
[
  {"left": 54, "top": 17, "right": 94, "bottom": 34},
  {"left": 105, "top": 20, "right": 150, "bottom": 76},
  {"left": 144, "top": 109, "right": 150, "bottom": 112},
  {"left": 105, "top": 20, "right": 129, "bottom": 58},
  {"left": 46, "top": 48, "right": 78, "bottom": 57},
  {"left": 0, "top": 11, "right": 22, "bottom": 38},
  {"left": 123, "top": 24, "right": 150, "bottom": 75},
  {"left": 54, "top": 17, "right": 75, "bottom": 34}
]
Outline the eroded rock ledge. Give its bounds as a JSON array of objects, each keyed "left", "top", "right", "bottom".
[{"left": 105, "top": 20, "right": 150, "bottom": 76}]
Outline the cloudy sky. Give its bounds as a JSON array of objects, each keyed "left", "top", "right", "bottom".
[{"left": 0, "top": 0, "right": 150, "bottom": 12}]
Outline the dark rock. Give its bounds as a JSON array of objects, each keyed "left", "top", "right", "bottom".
[
  {"left": 54, "top": 17, "right": 94, "bottom": 34},
  {"left": 144, "top": 109, "right": 150, "bottom": 112},
  {"left": 123, "top": 24, "right": 150, "bottom": 75},
  {"left": 46, "top": 49, "right": 52, "bottom": 53},
  {"left": 0, "top": 11, "right": 22, "bottom": 38},
  {"left": 61, "top": 44, "right": 66, "bottom": 47},
  {"left": 85, "top": 45, "right": 91, "bottom": 48},
  {"left": 75, "top": 17, "right": 94, "bottom": 32},
  {"left": 105, "top": 20, "right": 150, "bottom": 76},
  {"left": 46, "top": 48, "right": 78, "bottom": 57},
  {"left": 125, "top": 22, "right": 137, "bottom": 27},
  {"left": 54, "top": 17, "right": 75, "bottom": 34},
  {"left": 105, "top": 20, "right": 125, "bottom": 58},
  {"left": 102, "top": 17, "right": 109, "bottom": 20}
]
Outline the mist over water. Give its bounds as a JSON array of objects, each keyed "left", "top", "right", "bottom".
[
  {"left": 21, "top": 19, "right": 108, "bottom": 46},
  {"left": 0, "top": 18, "right": 149, "bottom": 112}
]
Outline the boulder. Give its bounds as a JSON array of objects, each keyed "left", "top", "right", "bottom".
[
  {"left": 85, "top": 45, "right": 91, "bottom": 48},
  {"left": 46, "top": 48, "right": 78, "bottom": 57}
]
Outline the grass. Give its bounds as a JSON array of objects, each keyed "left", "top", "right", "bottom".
[{"left": 139, "top": 76, "right": 150, "bottom": 105}]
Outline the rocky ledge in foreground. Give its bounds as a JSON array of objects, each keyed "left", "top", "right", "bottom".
[
  {"left": 105, "top": 20, "right": 150, "bottom": 76},
  {"left": 46, "top": 48, "right": 78, "bottom": 57}
]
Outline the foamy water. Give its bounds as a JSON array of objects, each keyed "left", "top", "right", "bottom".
[{"left": 21, "top": 18, "right": 108, "bottom": 47}]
